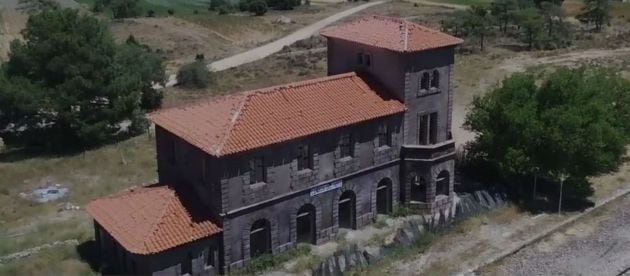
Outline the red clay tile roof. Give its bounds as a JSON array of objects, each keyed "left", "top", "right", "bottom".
[
  {"left": 86, "top": 184, "right": 221, "bottom": 255},
  {"left": 150, "top": 72, "right": 406, "bottom": 157},
  {"left": 321, "top": 15, "right": 463, "bottom": 52}
]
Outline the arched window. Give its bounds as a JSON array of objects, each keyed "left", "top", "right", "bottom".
[
  {"left": 431, "top": 70, "right": 440, "bottom": 89},
  {"left": 296, "top": 204, "right": 316, "bottom": 244},
  {"left": 250, "top": 219, "right": 271, "bottom": 258},
  {"left": 338, "top": 191, "right": 356, "bottom": 229},
  {"left": 376, "top": 178, "right": 393, "bottom": 214},
  {"left": 420, "top": 72, "right": 430, "bottom": 91},
  {"left": 436, "top": 171, "right": 450, "bottom": 197},
  {"left": 410, "top": 174, "right": 427, "bottom": 203}
]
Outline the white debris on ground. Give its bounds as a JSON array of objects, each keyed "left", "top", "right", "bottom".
[
  {"left": 276, "top": 15, "right": 295, "bottom": 24},
  {"left": 19, "top": 183, "right": 69, "bottom": 203}
]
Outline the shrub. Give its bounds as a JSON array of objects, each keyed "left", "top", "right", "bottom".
[
  {"left": 167, "top": 8, "right": 175, "bottom": 15},
  {"left": 209, "top": 0, "right": 234, "bottom": 12},
  {"left": 147, "top": 9, "right": 156, "bottom": 17},
  {"left": 266, "top": 0, "right": 300, "bottom": 10},
  {"left": 177, "top": 61, "right": 211, "bottom": 89},
  {"left": 249, "top": 0, "right": 268, "bottom": 16},
  {"left": 110, "top": 0, "right": 142, "bottom": 19},
  {"left": 239, "top": 0, "right": 251, "bottom": 11}
]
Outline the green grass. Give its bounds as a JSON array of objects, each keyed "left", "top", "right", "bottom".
[{"left": 232, "top": 244, "right": 312, "bottom": 275}]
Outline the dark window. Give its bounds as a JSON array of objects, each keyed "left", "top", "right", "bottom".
[
  {"left": 378, "top": 124, "right": 392, "bottom": 147},
  {"left": 365, "top": 54, "right": 371, "bottom": 66},
  {"left": 297, "top": 145, "right": 312, "bottom": 171},
  {"left": 205, "top": 247, "right": 217, "bottom": 268},
  {"left": 419, "top": 112, "right": 438, "bottom": 145},
  {"left": 436, "top": 170, "right": 450, "bottom": 196},
  {"left": 182, "top": 252, "right": 192, "bottom": 275},
  {"left": 420, "top": 72, "right": 430, "bottom": 91},
  {"left": 418, "top": 114, "right": 429, "bottom": 145},
  {"left": 431, "top": 70, "right": 440, "bottom": 89},
  {"left": 339, "top": 134, "right": 353, "bottom": 158},
  {"left": 250, "top": 219, "right": 271, "bottom": 258},
  {"left": 429, "top": 112, "right": 438, "bottom": 144},
  {"left": 357, "top": 53, "right": 363, "bottom": 65},
  {"left": 249, "top": 157, "right": 266, "bottom": 184}
]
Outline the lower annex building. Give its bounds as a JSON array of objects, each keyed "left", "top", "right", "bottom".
[{"left": 86, "top": 15, "right": 463, "bottom": 275}]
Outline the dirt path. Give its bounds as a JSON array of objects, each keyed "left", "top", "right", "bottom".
[{"left": 207, "top": 1, "right": 385, "bottom": 71}]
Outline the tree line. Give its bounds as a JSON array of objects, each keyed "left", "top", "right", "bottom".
[{"left": 443, "top": 0, "right": 611, "bottom": 51}]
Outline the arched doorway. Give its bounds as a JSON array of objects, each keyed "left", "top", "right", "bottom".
[
  {"left": 376, "top": 179, "right": 392, "bottom": 214},
  {"left": 250, "top": 219, "right": 271, "bottom": 258},
  {"left": 338, "top": 191, "right": 356, "bottom": 229},
  {"left": 296, "top": 204, "right": 316, "bottom": 244},
  {"left": 410, "top": 174, "right": 427, "bottom": 203},
  {"left": 436, "top": 170, "right": 450, "bottom": 196}
]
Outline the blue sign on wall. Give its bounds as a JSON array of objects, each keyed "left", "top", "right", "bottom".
[{"left": 310, "top": 180, "right": 342, "bottom": 196}]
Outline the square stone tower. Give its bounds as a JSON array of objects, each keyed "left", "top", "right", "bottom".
[{"left": 322, "top": 16, "right": 463, "bottom": 214}]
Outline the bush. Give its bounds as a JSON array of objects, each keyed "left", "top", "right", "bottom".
[
  {"left": 209, "top": 0, "right": 234, "bottom": 13},
  {"left": 110, "top": 0, "right": 141, "bottom": 19},
  {"left": 167, "top": 8, "right": 175, "bottom": 15},
  {"left": 177, "top": 61, "right": 211, "bottom": 89},
  {"left": 249, "top": 0, "right": 268, "bottom": 15},
  {"left": 239, "top": 0, "right": 251, "bottom": 11},
  {"left": 266, "top": 0, "right": 300, "bottom": 10}
]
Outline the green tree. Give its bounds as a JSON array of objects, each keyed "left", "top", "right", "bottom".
[
  {"left": 177, "top": 61, "right": 211, "bottom": 89},
  {"left": 466, "top": 6, "right": 495, "bottom": 51},
  {"left": 110, "top": 0, "right": 142, "bottom": 19},
  {"left": 248, "top": 0, "right": 268, "bottom": 16},
  {"left": 514, "top": 8, "right": 544, "bottom": 50},
  {"left": 578, "top": 0, "right": 610, "bottom": 31},
  {"left": 464, "top": 68, "right": 630, "bottom": 200},
  {"left": 490, "top": 0, "right": 517, "bottom": 34},
  {"left": 117, "top": 36, "right": 165, "bottom": 110},
  {"left": 0, "top": 9, "right": 155, "bottom": 150}
]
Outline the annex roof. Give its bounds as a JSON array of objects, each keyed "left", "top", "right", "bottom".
[
  {"left": 320, "top": 15, "right": 464, "bottom": 52},
  {"left": 86, "top": 184, "right": 221, "bottom": 255},
  {"left": 150, "top": 72, "right": 406, "bottom": 157}
]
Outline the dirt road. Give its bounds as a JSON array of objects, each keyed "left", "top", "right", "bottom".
[
  {"left": 207, "top": 1, "right": 385, "bottom": 71},
  {"left": 485, "top": 194, "right": 630, "bottom": 276}
]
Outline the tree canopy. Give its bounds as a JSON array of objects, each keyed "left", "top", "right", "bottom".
[
  {"left": 0, "top": 9, "right": 164, "bottom": 150},
  {"left": 464, "top": 68, "right": 630, "bottom": 190}
]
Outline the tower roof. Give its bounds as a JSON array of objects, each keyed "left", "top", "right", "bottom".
[
  {"left": 150, "top": 72, "right": 406, "bottom": 157},
  {"left": 86, "top": 184, "right": 222, "bottom": 255},
  {"left": 321, "top": 15, "right": 463, "bottom": 52}
]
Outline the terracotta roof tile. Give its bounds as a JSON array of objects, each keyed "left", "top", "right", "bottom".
[
  {"left": 86, "top": 184, "right": 221, "bottom": 255},
  {"left": 150, "top": 72, "right": 406, "bottom": 157},
  {"left": 321, "top": 15, "right": 463, "bottom": 52}
]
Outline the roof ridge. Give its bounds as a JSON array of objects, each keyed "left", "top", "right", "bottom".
[
  {"left": 142, "top": 187, "right": 176, "bottom": 253},
  {"left": 215, "top": 93, "right": 250, "bottom": 155},
  {"left": 250, "top": 72, "right": 358, "bottom": 95}
]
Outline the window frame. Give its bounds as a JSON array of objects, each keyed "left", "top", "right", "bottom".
[
  {"left": 297, "top": 144, "right": 312, "bottom": 171},
  {"left": 249, "top": 156, "right": 266, "bottom": 184},
  {"left": 339, "top": 134, "right": 354, "bottom": 158},
  {"left": 377, "top": 124, "right": 392, "bottom": 148},
  {"left": 431, "top": 70, "right": 440, "bottom": 89}
]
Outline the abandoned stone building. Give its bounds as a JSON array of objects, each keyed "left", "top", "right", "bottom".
[{"left": 86, "top": 15, "right": 463, "bottom": 275}]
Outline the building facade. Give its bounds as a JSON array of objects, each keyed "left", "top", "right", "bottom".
[{"left": 87, "top": 15, "right": 462, "bottom": 275}]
